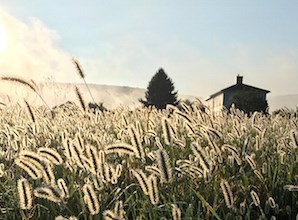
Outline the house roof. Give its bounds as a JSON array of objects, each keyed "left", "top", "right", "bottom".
[{"left": 205, "top": 76, "right": 270, "bottom": 101}]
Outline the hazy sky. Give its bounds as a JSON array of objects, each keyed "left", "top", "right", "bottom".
[{"left": 0, "top": 1, "right": 298, "bottom": 98}]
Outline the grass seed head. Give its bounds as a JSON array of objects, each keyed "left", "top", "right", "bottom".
[
  {"left": 17, "top": 178, "right": 33, "bottom": 210},
  {"left": 156, "top": 149, "right": 173, "bottom": 184},
  {"left": 83, "top": 183, "right": 100, "bottom": 215},
  {"left": 250, "top": 190, "right": 260, "bottom": 206},
  {"left": 220, "top": 179, "right": 233, "bottom": 208},
  {"left": 147, "top": 175, "right": 159, "bottom": 205},
  {"left": 34, "top": 185, "right": 63, "bottom": 203}
]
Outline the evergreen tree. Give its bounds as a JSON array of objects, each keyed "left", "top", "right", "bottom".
[{"left": 139, "top": 68, "right": 179, "bottom": 109}]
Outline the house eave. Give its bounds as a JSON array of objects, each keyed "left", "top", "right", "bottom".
[
  {"left": 206, "top": 83, "right": 270, "bottom": 101},
  {"left": 205, "top": 90, "right": 224, "bottom": 101}
]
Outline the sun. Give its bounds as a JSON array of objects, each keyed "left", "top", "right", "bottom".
[{"left": 0, "top": 23, "right": 8, "bottom": 52}]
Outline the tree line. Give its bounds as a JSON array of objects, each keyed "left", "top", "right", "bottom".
[{"left": 139, "top": 68, "right": 268, "bottom": 114}]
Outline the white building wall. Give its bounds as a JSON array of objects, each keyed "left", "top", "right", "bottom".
[{"left": 206, "top": 93, "right": 224, "bottom": 114}]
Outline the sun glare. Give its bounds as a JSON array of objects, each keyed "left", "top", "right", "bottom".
[{"left": 0, "top": 23, "right": 8, "bottom": 52}]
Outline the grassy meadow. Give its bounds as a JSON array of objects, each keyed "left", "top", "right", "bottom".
[{"left": 0, "top": 100, "right": 297, "bottom": 219}]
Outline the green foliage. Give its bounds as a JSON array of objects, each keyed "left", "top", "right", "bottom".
[{"left": 140, "top": 68, "right": 179, "bottom": 109}]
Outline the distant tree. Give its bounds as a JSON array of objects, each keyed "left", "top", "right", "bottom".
[
  {"left": 139, "top": 68, "right": 179, "bottom": 109},
  {"left": 228, "top": 89, "right": 269, "bottom": 114},
  {"left": 88, "top": 102, "right": 107, "bottom": 113}
]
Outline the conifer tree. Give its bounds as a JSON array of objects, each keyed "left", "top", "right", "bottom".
[{"left": 139, "top": 68, "right": 179, "bottom": 109}]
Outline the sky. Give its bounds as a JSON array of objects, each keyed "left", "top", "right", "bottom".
[{"left": 0, "top": 1, "right": 298, "bottom": 99}]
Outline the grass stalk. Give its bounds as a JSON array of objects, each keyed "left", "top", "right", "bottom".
[
  {"left": 192, "top": 189, "right": 221, "bottom": 220},
  {"left": 1, "top": 76, "right": 51, "bottom": 110},
  {"left": 72, "top": 58, "right": 95, "bottom": 103}
]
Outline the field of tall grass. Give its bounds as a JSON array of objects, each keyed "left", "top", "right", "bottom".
[{"left": 0, "top": 99, "right": 297, "bottom": 219}]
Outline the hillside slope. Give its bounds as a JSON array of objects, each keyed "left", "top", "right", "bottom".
[
  {"left": 0, "top": 82, "right": 296, "bottom": 111},
  {"left": 0, "top": 82, "right": 199, "bottom": 109}
]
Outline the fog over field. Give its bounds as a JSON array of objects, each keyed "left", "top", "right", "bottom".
[{"left": 0, "top": 82, "right": 296, "bottom": 112}]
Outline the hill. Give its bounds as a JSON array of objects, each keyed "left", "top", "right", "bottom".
[
  {"left": 0, "top": 82, "right": 296, "bottom": 111},
  {"left": 0, "top": 82, "right": 199, "bottom": 109}
]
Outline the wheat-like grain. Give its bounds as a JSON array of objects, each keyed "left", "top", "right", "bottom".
[
  {"left": 113, "top": 200, "right": 126, "bottom": 219},
  {"left": 176, "top": 159, "right": 204, "bottom": 179},
  {"left": 72, "top": 58, "right": 95, "bottom": 103},
  {"left": 268, "top": 197, "right": 276, "bottom": 209},
  {"left": 290, "top": 130, "right": 298, "bottom": 148},
  {"left": 131, "top": 169, "right": 149, "bottom": 195},
  {"left": 220, "top": 179, "right": 233, "bottom": 208},
  {"left": 162, "top": 117, "right": 175, "bottom": 145},
  {"left": 103, "top": 210, "right": 117, "bottom": 220},
  {"left": 254, "top": 169, "right": 264, "bottom": 182},
  {"left": 145, "top": 165, "right": 161, "bottom": 177},
  {"left": 191, "top": 142, "right": 212, "bottom": 172},
  {"left": 115, "top": 164, "right": 122, "bottom": 178},
  {"left": 55, "top": 216, "right": 78, "bottom": 220},
  {"left": 69, "top": 142, "right": 84, "bottom": 168},
  {"left": 17, "top": 178, "right": 33, "bottom": 210},
  {"left": 227, "top": 155, "right": 234, "bottom": 167},
  {"left": 41, "top": 162, "right": 55, "bottom": 185},
  {"left": 75, "top": 133, "right": 85, "bottom": 151},
  {"left": 128, "top": 126, "right": 145, "bottom": 159},
  {"left": 283, "top": 185, "right": 298, "bottom": 191},
  {"left": 171, "top": 204, "right": 181, "bottom": 220},
  {"left": 15, "top": 158, "right": 43, "bottom": 180},
  {"left": 74, "top": 86, "right": 86, "bottom": 112},
  {"left": 245, "top": 155, "right": 256, "bottom": 170},
  {"left": 255, "top": 135, "right": 260, "bottom": 150},
  {"left": 63, "top": 138, "right": 72, "bottom": 160},
  {"left": 250, "top": 190, "right": 260, "bottom": 206},
  {"left": 1, "top": 76, "right": 37, "bottom": 92},
  {"left": 277, "top": 150, "right": 286, "bottom": 164},
  {"left": 83, "top": 183, "right": 100, "bottom": 215},
  {"left": 147, "top": 174, "right": 159, "bottom": 205},
  {"left": 174, "top": 110, "right": 193, "bottom": 124},
  {"left": 57, "top": 178, "right": 69, "bottom": 198},
  {"left": 101, "top": 162, "right": 111, "bottom": 183},
  {"left": 262, "top": 162, "right": 267, "bottom": 174},
  {"left": 103, "top": 200, "right": 126, "bottom": 220},
  {"left": 145, "top": 129, "right": 157, "bottom": 137},
  {"left": 92, "top": 175, "right": 104, "bottom": 191},
  {"left": 221, "top": 144, "right": 239, "bottom": 157},
  {"left": 0, "top": 163, "right": 4, "bottom": 178},
  {"left": 239, "top": 201, "right": 246, "bottom": 215},
  {"left": 72, "top": 58, "right": 85, "bottom": 79},
  {"left": 156, "top": 149, "right": 173, "bottom": 184},
  {"left": 105, "top": 143, "right": 136, "bottom": 156},
  {"left": 24, "top": 100, "right": 35, "bottom": 123},
  {"left": 38, "top": 147, "right": 63, "bottom": 165},
  {"left": 19, "top": 150, "right": 43, "bottom": 164},
  {"left": 34, "top": 185, "right": 63, "bottom": 203},
  {"left": 86, "top": 145, "right": 100, "bottom": 175}
]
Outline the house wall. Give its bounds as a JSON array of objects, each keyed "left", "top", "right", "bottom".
[
  {"left": 206, "top": 93, "right": 224, "bottom": 113},
  {"left": 223, "top": 91, "right": 231, "bottom": 109},
  {"left": 206, "top": 77, "right": 270, "bottom": 114},
  {"left": 223, "top": 87, "right": 268, "bottom": 109}
]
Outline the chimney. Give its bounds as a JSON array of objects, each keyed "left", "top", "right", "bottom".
[{"left": 236, "top": 75, "right": 243, "bottom": 84}]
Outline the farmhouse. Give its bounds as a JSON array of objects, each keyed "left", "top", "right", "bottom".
[{"left": 205, "top": 75, "right": 270, "bottom": 114}]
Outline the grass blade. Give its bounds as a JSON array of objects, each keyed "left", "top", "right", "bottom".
[{"left": 192, "top": 188, "right": 221, "bottom": 220}]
